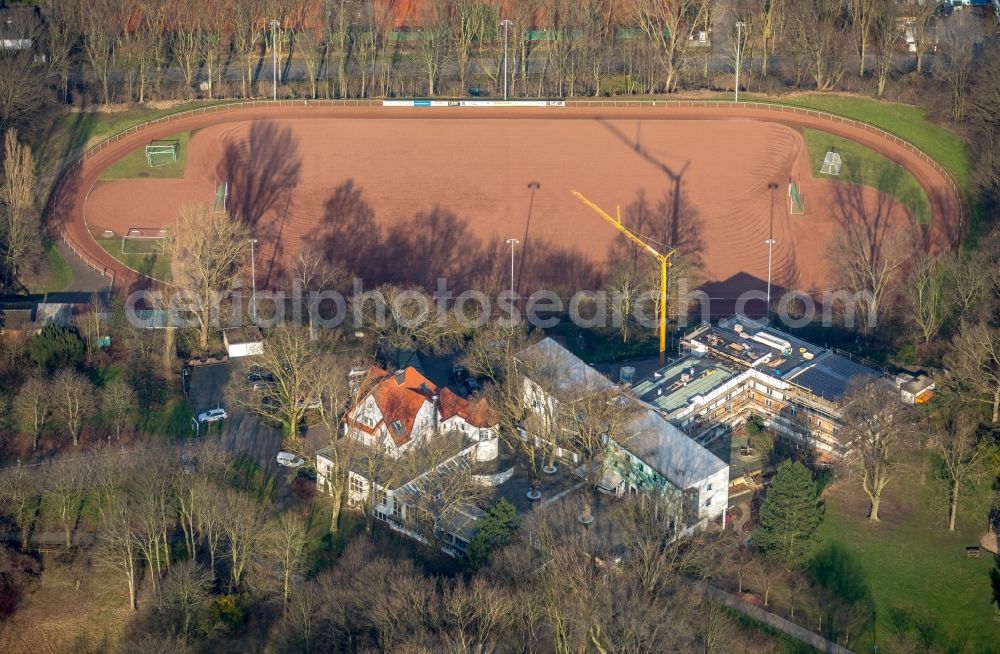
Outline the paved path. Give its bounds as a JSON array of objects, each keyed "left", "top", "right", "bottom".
[
  {"left": 695, "top": 580, "right": 857, "bottom": 654},
  {"left": 55, "top": 240, "right": 112, "bottom": 293}
]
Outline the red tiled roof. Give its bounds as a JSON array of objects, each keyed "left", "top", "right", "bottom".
[
  {"left": 351, "top": 366, "right": 438, "bottom": 446},
  {"left": 438, "top": 387, "right": 496, "bottom": 428}
]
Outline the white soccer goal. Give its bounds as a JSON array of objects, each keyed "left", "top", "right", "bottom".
[
  {"left": 145, "top": 141, "right": 179, "bottom": 167},
  {"left": 122, "top": 228, "right": 168, "bottom": 254},
  {"left": 819, "top": 149, "right": 843, "bottom": 176}
]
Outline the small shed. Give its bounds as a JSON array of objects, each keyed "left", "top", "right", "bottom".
[
  {"left": 0, "top": 307, "right": 40, "bottom": 340},
  {"left": 223, "top": 326, "right": 264, "bottom": 358}
]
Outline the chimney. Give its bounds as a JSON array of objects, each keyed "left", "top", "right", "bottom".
[{"left": 394, "top": 369, "right": 405, "bottom": 385}]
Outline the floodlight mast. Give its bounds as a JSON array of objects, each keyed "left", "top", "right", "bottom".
[
  {"left": 571, "top": 190, "right": 676, "bottom": 366},
  {"left": 271, "top": 19, "right": 280, "bottom": 101}
]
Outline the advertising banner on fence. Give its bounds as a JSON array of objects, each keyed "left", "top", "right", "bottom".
[{"left": 382, "top": 99, "right": 565, "bottom": 108}]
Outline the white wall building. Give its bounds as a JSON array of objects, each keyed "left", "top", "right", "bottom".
[{"left": 517, "top": 338, "right": 729, "bottom": 526}]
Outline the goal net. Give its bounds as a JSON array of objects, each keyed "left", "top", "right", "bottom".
[
  {"left": 146, "top": 140, "right": 179, "bottom": 167},
  {"left": 122, "top": 227, "right": 168, "bottom": 254},
  {"left": 819, "top": 148, "right": 843, "bottom": 176},
  {"left": 788, "top": 179, "right": 805, "bottom": 215},
  {"left": 214, "top": 181, "right": 229, "bottom": 210}
]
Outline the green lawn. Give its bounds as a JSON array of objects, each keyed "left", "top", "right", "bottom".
[
  {"left": 736, "top": 93, "right": 970, "bottom": 193},
  {"left": 98, "top": 130, "right": 191, "bottom": 180},
  {"left": 63, "top": 100, "right": 236, "bottom": 152},
  {"left": 141, "top": 398, "right": 195, "bottom": 438},
  {"left": 801, "top": 127, "right": 932, "bottom": 225},
  {"left": 815, "top": 466, "right": 997, "bottom": 652},
  {"left": 96, "top": 237, "right": 172, "bottom": 281},
  {"left": 30, "top": 241, "right": 73, "bottom": 293}
]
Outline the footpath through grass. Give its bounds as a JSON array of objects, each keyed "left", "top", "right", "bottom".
[
  {"left": 815, "top": 465, "right": 996, "bottom": 652},
  {"left": 98, "top": 129, "right": 191, "bottom": 180},
  {"left": 801, "top": 127, "right": 932, "bottom": 225},
  {"left": 96, "top": 237, "right": 172, "bottom": 281}
]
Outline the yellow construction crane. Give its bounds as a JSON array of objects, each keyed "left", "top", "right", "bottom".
[{"left": 571, "top": 190, "right": 676, "bottom": 366}]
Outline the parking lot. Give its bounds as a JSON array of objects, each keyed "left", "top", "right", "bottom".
[{"left": 187, "top": 361, "right": 285, "bottom": 475}]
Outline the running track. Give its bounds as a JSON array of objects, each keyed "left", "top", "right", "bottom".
[{"left": 47, "top": 102, "right": 964, "bottom": 292}]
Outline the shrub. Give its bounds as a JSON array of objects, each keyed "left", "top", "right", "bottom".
[{"left": 28, "top": 324, "right": 84, "bottom": 373}]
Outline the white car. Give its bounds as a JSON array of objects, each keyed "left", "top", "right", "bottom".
[
  {"left": 197, "top": 408, "right": 228, "bottom": 423},
  {"left": 276, "top": 451, "right": 305, "bottom": 468}
]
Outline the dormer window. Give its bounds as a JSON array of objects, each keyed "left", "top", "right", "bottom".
[{"left": 391, "top": 420, "right": 405, "bottom": 434}]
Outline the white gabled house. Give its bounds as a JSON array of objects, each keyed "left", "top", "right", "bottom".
[
  {"left": 342, "top": 367, "right": 497, "bottom": 460},
  {"left": 318, "top": 366, "right": 501, "bottom": 556}
]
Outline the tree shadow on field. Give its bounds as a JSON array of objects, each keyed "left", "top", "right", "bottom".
[
  {"left": 517, "top": 237, "right": 602, "bottom": 300},
  {"left": 217, "top": 120, "right": 302, "bottom": 227},
  {"left": 606, "top": 187, "right": 706, "bottom": 272},
  {"left": 807, "top": 541, "right": 874, "bottom": 643},
  {"left": 829, "top": 168, "right": 920, "bottom": 279},
  {"left": 597, "top": 119, "right": 701, "bottom": 257},
  {"left": 309, "top": 179, "right": 384, "bottom": 282},
  {"left": 309, "top": 180, "right": 602, "bottom": 297},
  {"left": 382, "top": 206, "right": 484, "bottom": 290}
]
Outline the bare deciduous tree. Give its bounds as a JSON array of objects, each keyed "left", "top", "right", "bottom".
[
  {"left": 905, "top": 255, "right": 953, "bottom": 346},
  {"left": 103, "top": 377, "right": 136, "bottom": 442},
  {"left": 933, "top": 12, "right": 982, "bottom": 124},
  {"left": 169, "top": 204, "right": 250, "bottom": 352},
  {"left": 42, "top": 459, "right": 90, "bottom": 548},
  {"left": 934, "top": 408, "right": 990, "bottom": 532},
  {"left": 567, "top": 385, "right": 638, "bottom": 524},
  {"left": 229, "top": 325, "right": 325, "bottom": 436},
  {"left": 231, "top": 0, "right": 265, "bottom": 98},
  {"left": 1, "top": 129, "right": 39, "bottom": 289},
  {"left": 869, "top": 1, "right": 899, "bottom": 96},
  {"left": 848, "top": 0, "right": 876, "bottom": 78},
  {"left": 14, "top": 375, "right": 49, "bottom": 450},
  {"left": 945, "top": 322, "right": 1000, "bottom": 424},
  {"left": 98, "top": 495, "right": 142, "bottom": 611},
  {"left": 841, "top": 380, "right": 914, "bottom": 522},
  {"left": 398, "top": 435, "right": 490, "bottom": 548},
  {"left": 460, "top": 325, "right": 553, "bottom": 498},
  {"left": 52, "top": 368, "right": 96, "bottom": 447},
  {"left": 416, "top": 0, "right": 451, "bottom": 96},
  {"left": 81, "top": 0, "right": 116, "bottom": 105},
  {"left": 265, "top": 512, "right": 308, "bottom": 608},
  {"left": 828, "top": 204, "right": 918, "bottom": 336},
  {"left": 359, "top": 284, "right": 464, "bottom": 369},
  {"left": 221, "top": 489, "right": 267, "bottom": 590},
  {"left": 37, "top": 0, "right": 79, "bottom": 103},
  {"left": 0, "top": 466, "right": 41, "bottom": 549},
  {"left": 787, "top": 0, "right": 849, "bottom": 90},
  {"left": 153, "top": 560, "right": 213, "bottom": 641},
  {"left": 631, "top": 0, "right": 709, "bottom": 93},
  {"left": 290, "top": 243, "right": 344, "bottom": 340}
]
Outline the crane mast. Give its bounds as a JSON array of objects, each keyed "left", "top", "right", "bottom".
[{"left": 570, "top": 190, "right": 676, "bottom": 365}]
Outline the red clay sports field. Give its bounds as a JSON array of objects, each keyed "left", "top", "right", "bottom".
[{"left": 49, "top": 102, "right": 964, "bottom": 298}]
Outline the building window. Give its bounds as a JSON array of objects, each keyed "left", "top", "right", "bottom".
[
  {"left": 704, "top": 498, "right": 711, "bottom": 507},
  {"left": 479, "top": 428, "right": 490, "bottom": 441},
  {"left": 706, "top": 483, "right": 712, "bottom": 491},
  {"left": 349, "top": 476, "right": 365, "bottom": 495},
  {"left": 391, "top": 419, "right": 405, "bottom": 434},
  {"left": 765, "top": 399, "right": 772, "bottom": 408}
]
